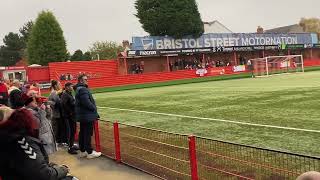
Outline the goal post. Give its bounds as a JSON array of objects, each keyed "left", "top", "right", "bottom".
[{"left": 249, "top": 55, "right": 304, "bottom": 77}]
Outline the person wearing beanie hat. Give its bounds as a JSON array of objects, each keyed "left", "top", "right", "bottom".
[
  {"left": 24, "top": 95, "right": 57, "bottom": 155},
  {"left": 0, "top": 106, "right": 77, "bottom": 180}
]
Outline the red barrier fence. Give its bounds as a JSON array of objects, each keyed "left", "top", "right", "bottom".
[{"left": 92, "top": 121, "right": 320, "bottom": 180}]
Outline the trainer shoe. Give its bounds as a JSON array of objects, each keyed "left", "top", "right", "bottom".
[
  {"left": 78, "top": 151, "right": 88, "bottom": 158},
  {"left": 68, "top": 148, "right": 78, "bottom": 155},
  {"left": 86, "top": 151, "right": 102, "bottom": 159}
]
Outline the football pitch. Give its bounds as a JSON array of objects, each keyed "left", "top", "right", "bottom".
[{"left": 94, "top": 71, "right": 320, "bottom": 157}]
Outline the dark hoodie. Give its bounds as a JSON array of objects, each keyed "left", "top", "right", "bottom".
[
  {"left": 0, "top": 109, "right": 68, "bottom": 180},
  {"left": 74, "top": 83, "right": 99, "bottom": 123}
]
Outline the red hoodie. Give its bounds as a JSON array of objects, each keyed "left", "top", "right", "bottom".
[{"left": 0, "top": 83, "right": 8, "bottom": 105}]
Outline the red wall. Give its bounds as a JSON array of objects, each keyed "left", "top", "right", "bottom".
[
  {"left": 48, "top": 65, "right": 243, "bottom": 89},
  {"left": 0, "top": 56, "right": 315, "bottom": 93},
  {"left": 34, "top": 58, "right": 320, "bottom": 89},
  {"left": 27, "top": 66, "right": 50, "bottom": 83},
  {"left": 304, "top": 59, "right": 320, "bottom": 66},
  {"left": 49, "top": 60, "right": 118, "bottom": 82}
]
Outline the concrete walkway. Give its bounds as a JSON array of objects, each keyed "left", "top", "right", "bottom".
[{"left": 50, "top": 151, "right": 158, "bottom": 180}]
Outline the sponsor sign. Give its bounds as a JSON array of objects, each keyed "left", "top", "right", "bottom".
[
  {"left": 282, "top": 44, "right": 305, "bottom": 49},
  {"left": 196, "top": 68, "right": 208, "bottom": 77},
  {"left": 39, "top": 82, "right": 51, "bottom": 89},
  {"left": 127, "top": 43, "right": 316, "bottom": 57},
  {"left": 233, "top": 65, "right": 246, "bottom": 72},
  {"left": 209, "top": 68, "right": 225, "bottom": 75},
  {"left": 127, "top": 50, "right": 159, "bottom": 56},
  {"left": 132, "top": 33, "right": 317, "bottom": 50}
]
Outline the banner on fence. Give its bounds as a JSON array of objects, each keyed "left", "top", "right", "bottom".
[
  {"left": 132, "top": 33, "right": 318, "bottom": 50},
  {"left": 233, "top": 65, "right": 246, "bottom": 72}
]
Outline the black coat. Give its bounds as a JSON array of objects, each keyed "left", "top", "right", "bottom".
[
  {"left": 75, "top": 83, "right": 99, "bottom": 123},
  {"left": 0, "top": 130, "right": 68, "bottom": 180},
  {"left": 61, "top": 90, "right": 75, "bottom": 120}
]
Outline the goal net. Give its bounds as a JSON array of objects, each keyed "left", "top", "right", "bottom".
[{"left": 249, "top": 55, "right": 304, "bottom": 77}]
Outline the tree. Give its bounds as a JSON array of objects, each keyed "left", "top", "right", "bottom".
[
  {"left": 299, "top": 18, "right": 320, "bottom": 39},
  {"left": 135, "top": 0, "right": 204, "bottom": 38},
  {"left": 0, "top": 32, "right": 24, "bottom": 66},
  {"left": 89, "top": 41, "right": 124, "bottom": 60},
  {"left": 70, "top": 49, "right": 84, "bottom": 61},
  {"left": 83, "top": 51, "right": 92, "bottom": 60},
  {"left": 19, "top": 21, "right": 34, "bottom": 48},
  {"left": 27, "top": 11, "right": 68, "bottom": 65}
]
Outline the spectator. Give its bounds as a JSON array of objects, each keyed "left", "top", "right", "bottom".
[
  {"left": 21, "top": 83, "right": 30, "bottom": 94},
  {"left": 24, "top": 95, "right": 57, "bottom": 155},
  {"left": 75, "top": 74, "right": 101, "bottom": 159},
  {"left": 134, "top": 63, "right": 140, "bottom": 74},
  {"left": 4, "top": 79, "right": 10, "bottom": 90},
  {"left": 139, "top": 61, "right": 144, "bottom": 74},
  {"left": 49, "top": 80, "right": 67, "bottom": 146},
  {"left": 30, "top": 82, "right": 41, "bottom": 96},
  {"left": 130, "top": 63, "right": 136, "bottom": 74},
  {"left": 174, "top": 60, "right": 178, "bottom": 70},
  {"left": 8, "top": 80, "right": 24, "bottom": 109},
  {"left": 0, "top": 78, "right": 9, "bottom": 106},
  {"left": 0, "top": 106, "right": 77, "bottom": 180},
  {"left": 169, "top": 62, "right": 173, "bottom": 71},
  {"left": 61, "top": 82, "right": 78, "bottom": 155}
]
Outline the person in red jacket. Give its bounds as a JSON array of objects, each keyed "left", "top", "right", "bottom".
[{"left": 0, "top": 78, "right": 9, "bottom": 106}]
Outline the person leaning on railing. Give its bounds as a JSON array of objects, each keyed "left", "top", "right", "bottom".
[{"left": 74, "top": 74, "right": 101, "bottom": 159}]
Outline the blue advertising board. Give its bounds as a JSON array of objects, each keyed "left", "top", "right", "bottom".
[{"left": 132, "top": 33, "right": 318, "bottom": 50}]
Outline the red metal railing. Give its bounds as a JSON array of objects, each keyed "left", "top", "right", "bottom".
[
  {"left": 91, "top": 120, "right": 320, "bottom": 180},
  {"left": 113, "top": 122, "right": 121, "bottom": 163}
]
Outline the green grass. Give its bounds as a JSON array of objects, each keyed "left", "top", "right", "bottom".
[
  {"left": 94, "top": 71, "right": 320, "bottom": 157},
  {"left": 90, "top": 66, "right": 320, "bottom": 94}
]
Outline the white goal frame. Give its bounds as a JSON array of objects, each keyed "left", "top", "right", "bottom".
[{"left": 249, "top": 55, "right": 304, "bottom": 77}]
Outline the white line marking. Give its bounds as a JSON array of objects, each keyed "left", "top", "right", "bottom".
[{"left": 98, "top": 106, "right": 320, "bottom": 133}]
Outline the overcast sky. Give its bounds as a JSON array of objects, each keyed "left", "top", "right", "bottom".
[{"left": 0, "top": 0, "right": 319, "bottom": 52}]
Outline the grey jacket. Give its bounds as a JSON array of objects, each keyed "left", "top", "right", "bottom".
[
  {"left": 27, "top": 107, "right": 57, "bottom": 155},
  {"left": 48, "top": 91, "right": 61, "bottom": 118}
]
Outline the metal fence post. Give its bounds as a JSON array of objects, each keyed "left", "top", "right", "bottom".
[
  {"left": 93, "top": 120, "right": 101, "bottom": 152},
  {"left": 113, "top": 121, "right": 121, "bottom": 163},
  {"left": 189, "top": 135, "right": 199, "bottom": 180}
]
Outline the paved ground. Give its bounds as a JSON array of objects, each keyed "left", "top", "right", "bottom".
[{"left": 50, "top": 151, "right": 158, "bottom": 180}]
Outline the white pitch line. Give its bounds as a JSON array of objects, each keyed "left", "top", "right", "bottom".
[{"left": 98, "top": 106, "right": 320, "bottom": 133}]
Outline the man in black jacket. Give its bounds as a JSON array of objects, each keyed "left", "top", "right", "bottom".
[
  {"left": 75, "top": 74, "right": 101, "bottom": 159},
  {"left": 61, "top": 82, "right": 77, "bottom": 155}
]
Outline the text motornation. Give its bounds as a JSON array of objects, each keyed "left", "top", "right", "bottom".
[{"left": 155, "top": 37, "right": 298, "bottom": 50}]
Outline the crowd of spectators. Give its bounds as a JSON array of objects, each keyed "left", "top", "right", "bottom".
[
  {"left": 169, "top": 57, "right": 232, "bottom": 72},
  {"left": 0, "top": 74, "right": 101, "bottom": 179},
  {"left": 130, "top": 62, "right": 144, "bottom": 74}
]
